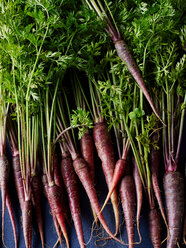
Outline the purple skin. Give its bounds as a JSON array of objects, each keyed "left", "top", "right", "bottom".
[
  {"left": 163, "top": 171, "right": 184, "bottom": 248},
  {"left": 119, "top": 175, "right": 136, "bottom": 248},
  {"left": 148, "top": 208, "right": 161, "bottom": 248}
]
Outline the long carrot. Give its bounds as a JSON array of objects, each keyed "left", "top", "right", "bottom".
[
  {"left": 93, "top": 120, "right": 120, "bottom": 235},
  {"left": 31, "top": 174, "right": 44, "bottom": 248},
  {"left": 72, "top": 155, "right": 123, "bottom": 244},
  {"left": 22, "top": 200, "right": 32, "bottom": 248},
  {"left": 148, "top": 208, "right": 161, "bottom": 248},
  {"left": 12, "top": 154, "right": 25, "bottom": 210},
  {"left": 47, "top": 184, "right": 70, "bottom": 248},
  {"left": 133, "top": 157, "right": 143, "bottom": 243},
  {"left": 119, "top": 174, "right": 136, "bottom": 248},
  {"left": 6, "top": 188, "right": 18, "bottom": 248},
  {"left": 42, "top": 174, "right": 62, "bottom": 245},
  {"left": 151, "top": 147, "right": 168, "bottom": 231},
  {"left": 61, "top": 151, "right": 85, "bottom": 248},
  {"left": 163, "top": 171, "right": 184, "bottom": 248},
  {"left": 0, "top": 155, "right": 10, "bottom": 243}
]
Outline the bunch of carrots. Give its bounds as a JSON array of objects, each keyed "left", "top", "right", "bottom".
[{"left": 0, "top": 0, "right": 185, "bottom": 248}]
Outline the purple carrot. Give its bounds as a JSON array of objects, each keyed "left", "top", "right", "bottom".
[
  {"left": 42, "top": 174, "right": 62, "bottom": 245},
  {"left": 6, "top": 189, "right": 18, "bottom": 248},
  {"left": 148, "top": 208, "right": 161, "bottom": 248},
  {"left": 31, "top": 174, "right": 44, "bottom": 248},
  {"left": 22, "top": 200, "right": 32, "bottom": 248},
  {"left": 80, "top": 130, "right": 97, "bottom": 222},
  {"left": 12, "top": 154, "right": 25, "bottom": 209},
  {"left": 151, "top": 148, "right": 168, "bottom": 231},
  {"left": 61, "top": 152, "right": 85, "bottom": 248},
  {"left": 163, "top": 171, "right": 184, "bottom": 248},
  {"left": 133, "top": 157, "right": 143, "bottom": 243},
  {"left": 93, "top": 120, "right": 119, "bottom": 235},
  {"left": 0, "top": 155, "right": 10, "bottom": 244},
  {"left": 119, "top": 174, "right": 136, "bottom": 248},
  {"left": 72, "top": 155, "right": 123, "bottom": 244}
]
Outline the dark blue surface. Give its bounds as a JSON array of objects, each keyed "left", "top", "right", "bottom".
[{"left": 1, "top": 119, "right": 186, "bottom": 248}]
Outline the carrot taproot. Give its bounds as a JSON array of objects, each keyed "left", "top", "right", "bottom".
[
  {"left": 100, "top": 158, "right": 128, "bottom": 214},
  {"left": 12, "top": 154, "right": 25, "bottom": 209},
  {"left": 6, "top": 188, "right": 18, "bottom": 248},
  {"left": 61, "top": 152, "right": 85, "bottom": 248},
  {"left": 80, "top": 130, "right": 97, "bottom": 223},
  {"left": 133, "top": 157, "right": 143, "bottom": 243},
  {"left": 53, "top": 155, "right": 69, "bottom": 219},
  {"left": 72, "top": 156, "right": 123, "bottom": 244},
  {"left": 47, "top": 184, "right": 70, "bottom": 248},
  {"left": 151, "top": 148, "right": 168, "bottom": 231},
  {"left": 80, "top": 131, "right": 95, "bottom": 180},
  {"left": 163, "top": 171, "right": 184, "bottom": 248},
  {"left": 22, "top": 200, "right": 32, "bottom": 248},
  {"left": 148, "top": 208, "right": 161, "bottom": 248},
  {"left": 114, "top": 40, "right": 162, "bottom": 123},
  {"left": 119, "top": 174, "right": 136, "bottom": 248},
  {"left": 31, "top": 174, "right": 44, "bottom": 248},
  {"left": 42, "top": 174, "right": 62, "bottom": 245},
  {"left": 0, "top": 155, "right": 10, "bottom": 243},
  {"left": 93, "top": 121, "right": 119, "bottom": 235}
]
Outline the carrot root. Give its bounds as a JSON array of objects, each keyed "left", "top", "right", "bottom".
[
  {"left": 73, "top": 157, "right": 123, "bottom": 244},
  {"left": 31, "top": 175, "right": 44, "bottom": 248},
  {"left": 6, "top": 189, "right": 18, "bottom": 248},
  {"left": 133, "top": 157, "right": 142, "bottom": 244},
  {"left": 163, "top": 171, "right": 184, "bottom": 248},
  {"left": 61, "top": 154, "right": 85, "bottom": 248},
  {"left": 47, "top": 184, "right": 69, "bottom": 248},
  {"left": 148, "top": 208, "right": 161, "bottom": 248},
  {"left": 0, "top": 155, "right": 10, "bottom": 244},
  {"left": 93, "top": 121, "right": 120, "bottom": 235},
  {"left": 119, "top": 175, "right": 136, "bottom": 248},
  {"left": 22, "top": 200, "right": 32, "bottom": 248}
]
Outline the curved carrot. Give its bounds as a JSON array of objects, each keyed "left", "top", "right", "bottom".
[
  {"left": 114, "top": 40, "right": 163, "bottom": 123},
  {"left": 119, "top": 175, "right": 136, "bottom": 248},
  {"left": 93, "top": 121, "right": 119, "bottom": 235},
  {"left": 61, "top": 152, "right": 85, "bottom": 248},
  {"left": 163, "top": 171, "right": 184, "bottom": 248},
  {"left": 100, "top": 158, "right": 128, "bottom": 214},
  {"left": 73, "top": 156, "right": 123, "bottom": 244},
  {"left": 0, "top": 155, "right": 10, "bottom": 244}
]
